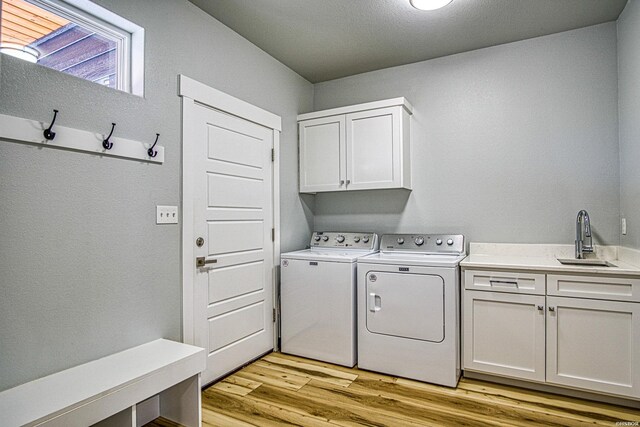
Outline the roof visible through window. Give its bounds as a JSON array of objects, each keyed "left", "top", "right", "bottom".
[{"left": 1, "top": 0, "right": 118, "bottom": 88}]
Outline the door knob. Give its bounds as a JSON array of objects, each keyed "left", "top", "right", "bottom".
[{"left": 196, "top": 237, "right": 204, "bottom": 247}]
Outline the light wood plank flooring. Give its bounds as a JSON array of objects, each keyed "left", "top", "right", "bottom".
[{"left": 149, "top": 352, "right": 640, "bottom": 426}]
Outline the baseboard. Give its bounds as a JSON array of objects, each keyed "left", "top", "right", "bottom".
[{"left": 463, "top": 371, "right": 639, "bottom": 409}]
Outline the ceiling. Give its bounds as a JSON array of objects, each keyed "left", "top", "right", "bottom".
[{"left": 189, "top": 0, "right": 628, "bottom": 83}]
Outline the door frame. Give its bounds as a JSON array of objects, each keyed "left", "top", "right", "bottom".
[{"left": 178, "top": 74, "right": 282, "bottom": 350}]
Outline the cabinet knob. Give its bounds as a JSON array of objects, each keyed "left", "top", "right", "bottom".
[
  {"left": 346, "top": 179, "right": 351, "bottom": 185},
  {"left": 549, "top": 307, "right": 555, "bottom": 312},
  {"left": 537, "top": 305, "right": 544, "bottom": 311},
  {"left": 339, "top": 180, "right": 345, "bottom": 186}
]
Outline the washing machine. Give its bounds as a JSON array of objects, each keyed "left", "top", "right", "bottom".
[
  {"left": 280, "top": 231, "right": 379, "bottom": 367},
  {"left": 357, "top": 233, "right": 466, "bottom": 386}
]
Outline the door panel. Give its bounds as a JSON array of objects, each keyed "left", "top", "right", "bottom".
[
  {"left": 209, "top": 302, "right": 265, "bottom": 352},
  {"left": 366, "top": 271, "right": 444, "bottom": 342},
  {"left": 208, "top": 173, "right": 263, "bottom": 208},
  {"left": 209, "top": 261, "right": 264, "bottom": 304},
  {"left": 207, "top": 221, "right": 264, "bottom": 254},
  {"left": 546, "top": 296, "right": 640, "bottom": 398},
  {"left": 207, "top": 125, "right": 263, "bottom": 167},
  {"left": 346, "top": 106, "right": 401, "bottom": 190},
  {"left": 193, "top": 105, "right": 274, "bottom": 385},
  {"left": 463, "top": 291, "right": 546, "bottom": 382},
  {"left": 299, "top": 116, "right": 346, "bottom": 193}
]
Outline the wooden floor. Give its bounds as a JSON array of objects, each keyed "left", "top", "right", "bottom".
[{"left": 168, "top": 352, "right": 640, "bottom": 426}]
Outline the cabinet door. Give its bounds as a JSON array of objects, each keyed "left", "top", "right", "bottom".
[
  {"left": 345, "top": 106, "right": 403, "bottom": 190},
  {"left": 546, "top": 296, "right": 640, "bottom": 398},
  {"left": 299, "top": 115, "right": 346, "bottom": 193},
  {"left": 463, "top": 290, "right": 546, "bottom": 382}
]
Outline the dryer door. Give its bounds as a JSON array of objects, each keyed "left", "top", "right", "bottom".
[{"left": 366, "top": 271, "right": 444, "bottom": 342}]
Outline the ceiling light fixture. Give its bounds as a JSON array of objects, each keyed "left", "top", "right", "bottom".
[
  {"left": 0, "top": 43, "right": 40, "bottom": 63},
  {"left": 410, "top": 0, "right": 453, "bottom": 11}
]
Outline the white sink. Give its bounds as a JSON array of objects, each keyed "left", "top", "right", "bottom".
[{"left": 557, "top": 258, "right": 617, "bottom": 267}]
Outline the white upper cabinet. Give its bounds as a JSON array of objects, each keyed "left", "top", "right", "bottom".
[{"left": 298, "top": 98, "right": 412, "bottom": 193}]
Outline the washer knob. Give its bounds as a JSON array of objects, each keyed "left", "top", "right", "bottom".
[
  {"left": 354, "top": 236, "right": 361, "bottom": 243},
  {"left": 397, "top": 237, "right": 405, "bottom": 244},
  {"left": 336, "top": 235, "right": 345, "bottom": 243},
  {"left": 414, "top": 237, "right": 425, "bottom": 246},
  {"left": 436, "top": 239, "right": 443, "bottom": 245},
  {"left": 447, "top": 239, "right": 454, "bottom": 246},
  {"left": 362, "top": 236, "right": 370, "bottom": 243},
  {"left": 322, "top": 236, "right": 329, "bottom": 242},
  {"left": 314, "top": 235, "right": 321, "bottom": 241}
]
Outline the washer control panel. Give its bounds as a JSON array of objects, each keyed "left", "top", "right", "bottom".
[
  {"left": 310, "top": 232, "right": 379, "bottom": 250},
  {"left": 380, "top": 234, "right": 465, "bottom": 255}
]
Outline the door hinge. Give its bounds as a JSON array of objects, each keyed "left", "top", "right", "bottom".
[
  {"left": 271, "top": 148, "right": 275, "bottom": 162},
  {"left": 271, "top": 227, "right": 275, "bottom": 242},
  {"left": 273, "top": 308, "right": 277, "bottom": 323}
]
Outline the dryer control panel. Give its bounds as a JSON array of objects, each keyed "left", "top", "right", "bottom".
[
  {"left": 380, "top": 234, "right": 465, "bottom": 255},
  {"left": 310, "top": 232, "right": 379, "bottom": 250}
]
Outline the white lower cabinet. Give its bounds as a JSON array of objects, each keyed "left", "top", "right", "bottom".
[
  {"left": 463, "top": 270, "right": 640, "bottom": 400},
  {"left": 463, "top": 291, "right": 546, "bottom": 382},
  {"left": 546, "top": 296, "right": 640, "bottom": 398}
]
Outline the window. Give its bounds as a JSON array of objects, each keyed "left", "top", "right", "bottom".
[{"left": 0, "top": 0, "right": 144, "bottom": 95}]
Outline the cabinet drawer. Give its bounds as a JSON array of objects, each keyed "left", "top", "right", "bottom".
[
  {"left": 464, "top": 269, "right": 545, "bottom": 295},
  {"left": 547, "top": 274, "right": 640, "bottom": 302}
]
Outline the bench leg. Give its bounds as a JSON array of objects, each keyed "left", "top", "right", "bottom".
[{"left": 159, "top": 374, "right": 201, "bottom": 427}]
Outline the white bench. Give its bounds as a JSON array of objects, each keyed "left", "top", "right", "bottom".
[{"left": 0, "top": 339, "right": 206, "bottom": 427}]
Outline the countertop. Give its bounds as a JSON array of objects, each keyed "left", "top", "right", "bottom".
[{"left": 460, "top": 243, "right": 640, "bottom": 277}]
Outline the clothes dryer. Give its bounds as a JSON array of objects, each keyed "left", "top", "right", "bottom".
[{"left": 357, "top": 234, "right": 465, "bottom": 386}]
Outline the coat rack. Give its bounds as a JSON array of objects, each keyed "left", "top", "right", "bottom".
[{"left": 0, "top": 110, "right": 164, "bottom": 164}]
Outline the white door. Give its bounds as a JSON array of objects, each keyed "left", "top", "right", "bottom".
[
  {"left": 546, "top": 296, "right": 640, "bottom": 398},
  {"left": 345, "top": 106, "right": 401, "bottom": 190},
  {"left": 299, "top": 115, "right": 346, "bottom": 193},
  {"left": 366, "top": 272, "right": 444, "bottom": 342},
  {"left": 463, "top": 290, "right": 546, "bottom": 382},
  {"left": 189, "top": 103, "right": 275, "bottom": 385}
]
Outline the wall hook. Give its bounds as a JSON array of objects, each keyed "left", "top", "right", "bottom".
[
  {"left": 43, "top": 109, "right": 59, "bottom": 140},
  {"left": 148, "top": 133, "right": 160, "bottom": 158},
  {"left": 102, "top": 123, "right": 116, "bottom": 150}
]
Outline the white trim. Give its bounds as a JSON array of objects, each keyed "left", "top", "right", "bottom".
[
  {"left": 178, "top": 75, "right": 282, "bottom": 131},
  {"left": 0, "top": 113, "right": 163, "bottom": 163},
  {"left": 181, "top": 97, "right": 196, "bottom": 345},
  {"left": 273, "top": 129, "right": 281, "bottom": 350},
  {"left": 297, "top": 97, "right": 414, "bottom": 121},
  {"left": 179, "top": 75, "right": 282, "bottom": 351}
]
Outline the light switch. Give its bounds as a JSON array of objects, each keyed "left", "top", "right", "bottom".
[{"left": 157, "top": 205, "right": 178, "bottom": 224}]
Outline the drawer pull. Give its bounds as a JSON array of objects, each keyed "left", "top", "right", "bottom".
[{"left": 490, "top": 280, "right": 518, "bottom": 287}]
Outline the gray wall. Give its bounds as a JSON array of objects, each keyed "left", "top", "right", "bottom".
[
  {"left": 0, "top": 0, "right": 313, "bottom": 391},
  {"left": 311, "top": 23, "right": 621, "bottom": 246},
  {"left": 618, "top": 0, "right": 640, "bottom": 250}
]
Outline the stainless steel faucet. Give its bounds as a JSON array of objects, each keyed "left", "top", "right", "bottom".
[{"left": 575, "top": 210, "right": 594, "bottom": 259}]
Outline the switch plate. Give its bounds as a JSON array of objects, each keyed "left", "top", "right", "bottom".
[
  {"left": 157, "top": 205, "right": 178, "bottom": 224},
  {"left": 622, "top": 218, "right": 627, "bottom": 235}
]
